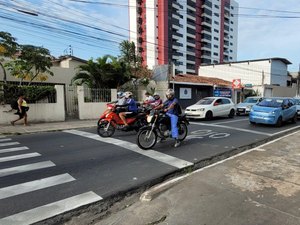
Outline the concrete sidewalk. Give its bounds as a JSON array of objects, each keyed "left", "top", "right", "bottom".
[
  {"left": 94, "top": 131, "right": 300, "bottom": 225},
  {"left": 0, "top": 120, "right": 97, "bottom": 135}
]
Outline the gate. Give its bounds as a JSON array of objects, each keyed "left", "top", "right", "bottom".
[{"left": 65, "top": 85, "right": 79, "bottom": 119}]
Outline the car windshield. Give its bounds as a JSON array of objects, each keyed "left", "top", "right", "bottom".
[
  {"left": 294, "top": 99, "right": 300, "bottom": 105},
  {"left": 196, "top": 98, "right": 214, "bottom": 105},
  {"left": 243, "top": 98, "right": 258, "bottom": 103},
  {"left": 258, "top": 98, "right": 283, "bottom": 108}
]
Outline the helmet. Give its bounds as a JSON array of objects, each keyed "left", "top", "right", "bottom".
[
  {"left": 153, "top": 92, "right": 160, "bottom": 98},
  {"left": 117, "top": 91, "right": 124, "bottom": 98},
  {"left": 125, "top": 91, "right": 133, "bottom": 98},
  {"left": 165, "top": 89, "right": 175, "bottom": 97}
]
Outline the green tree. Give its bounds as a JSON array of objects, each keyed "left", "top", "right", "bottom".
[
  {"left": 119, "top": 40, "right": 152, "bottom": 81},
  {"left": 5, "top": 45, "right": 53, "bottom": 85},
  {"left": 0, "top": 31, "right": 19, "bottom": 84},
  {"left": 72, "top": 55, "right": 131, "bottom": 88},
  {"left": 119, "top": 40, "right": 141, "bottom": 68}
]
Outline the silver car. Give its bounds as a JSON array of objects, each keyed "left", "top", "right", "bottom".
[
  {"left": 293, "top": 97, "right": 300, "bottom": 117},
  {"left": 236, "top": 96, "right": 262, "bottom": 115}
]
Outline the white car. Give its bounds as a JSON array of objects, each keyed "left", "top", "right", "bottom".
[
  {"left": 236, "top": 96, "right": 262, "bottom": 115},
  {"left": 185, "top": 97, "right": 236, "bottom": 120}
]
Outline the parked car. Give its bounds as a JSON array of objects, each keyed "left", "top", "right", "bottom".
[
  {"left": 249, "top": 97, "right": 297, "bottom": 127},
  {"left": 185, "top": 97, "right": 235, "bottom": 120},
  {"left": 236, "top": 96, "right": 262, "bottom": 115},
  {"left": 293, "top": 97, "right": 300, "bottom": 117}
]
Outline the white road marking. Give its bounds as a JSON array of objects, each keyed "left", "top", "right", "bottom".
[
  {"left": 190, "top": 122, "right": 272, "bottom": 136},
  {"left": 0, "top": 161, "right": 55, "bottom": 177},
  {"left": 271, "top": 125, "right": 300, "bottom": 136},
  {"left": 0, "top": 146, "right": 29, "bottom": 154},
  {"left": 0, "top": 138, "right": 12, "bottom": 142},
  {"left": 214, "top": 118, "right": 248, "bottom": 125},
  {"left": 0, "top": 153, "right": 41, "bottom": 162},
  {"left": 0, "top": 142, "right": 20, "bottom": 147},
  {"left": 0, "top": 191, "right": 102, "bottom": 225},
  {"left": 64, "top": 130, "right": 193, "bottom": 169},
  {"left": 0, "top": 173, "right": 75, "bottom": 200}
]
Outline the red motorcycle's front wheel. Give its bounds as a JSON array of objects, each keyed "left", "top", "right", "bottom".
[{"left": 97, "top": 121, "right": 115, "bottom": 137}]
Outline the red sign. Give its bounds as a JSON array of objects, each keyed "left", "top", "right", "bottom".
[{"left": 232, "top": 79, "right": 242, "bottom": 89}]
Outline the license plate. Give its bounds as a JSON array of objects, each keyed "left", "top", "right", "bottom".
[{"left": 238, "top": 109, "right": 244, "bottom": 112}]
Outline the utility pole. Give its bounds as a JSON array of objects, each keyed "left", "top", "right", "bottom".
[
  {"left": 297, "top": 64, "right": 300, "bottom": 97},
  {"left": 261, "top": 70, "right": 265, "bottom": 97}
]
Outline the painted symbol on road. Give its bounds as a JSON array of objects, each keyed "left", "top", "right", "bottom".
[{"left": 189, "top": 129, "right": 230, "bottom": 139}]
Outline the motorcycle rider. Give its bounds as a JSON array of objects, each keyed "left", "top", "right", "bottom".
[
  {"left": 143, "top": 92, "right": 155, "bottom": 105},
  {"left": 119, "top": 91, "right": 138, "bottom": 129},
  {"left": 114, "top": 91, "right": 127, "bottom": 113},
  {"left": 151, "top": 92, "right": 163, "bottom": 109},
  {"left": 157, "top": 89, "right": 181, "bottom": 147}
]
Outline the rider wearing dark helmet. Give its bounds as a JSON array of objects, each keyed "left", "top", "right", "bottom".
[{"left": 157, "top": 89, "right": 181, "bottom": 147}]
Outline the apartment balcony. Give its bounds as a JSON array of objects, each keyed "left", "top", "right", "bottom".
[{"left": 187, "top": 33, "right": 196, "bottom": 39}]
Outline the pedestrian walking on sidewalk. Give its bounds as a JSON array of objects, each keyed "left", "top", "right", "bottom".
[{"left": 10, "top": 92, "right": 29, "bottom": 126}]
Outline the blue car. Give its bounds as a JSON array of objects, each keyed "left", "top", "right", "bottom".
[{"left": 249, "top": 97, "right": 297, "bottom": 127}]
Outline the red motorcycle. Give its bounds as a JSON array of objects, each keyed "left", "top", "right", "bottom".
[{"left": 97, "top": 103, "right": 148, "bottom": 137}]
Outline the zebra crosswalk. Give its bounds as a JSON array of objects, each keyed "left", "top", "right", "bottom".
[{"left": 0, "top": 136, "right": 103, "bottom": 225}]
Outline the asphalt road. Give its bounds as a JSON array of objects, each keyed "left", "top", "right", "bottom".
[{"left": 0, "top": 116, "right": 299, "bottom": 224}]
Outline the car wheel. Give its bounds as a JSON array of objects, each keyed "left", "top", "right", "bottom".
[
  {"left": 236, "top": 112, "right": 240, "bottom": 116},
  {"left": 275, "top": 116, "right": 282, "bottom": 127},
  {"left": 205, "top": 111, "right": 213, "bottom": 120},
  {"left": 228, "top": 109, "right": 235, "bottom": 118},
  {"left": 291, "top": 113, "right": 298, "bottom": 123},
  {"left": 250, "top": 121, "right": 255, "bottom": 125}
]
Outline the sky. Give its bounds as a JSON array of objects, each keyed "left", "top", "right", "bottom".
[{"left": 0, "top": 0, "right": 299, "bottom": 72}]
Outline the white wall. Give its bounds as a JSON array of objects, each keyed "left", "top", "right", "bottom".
[
  {"left": 199, "top": 59, "right": 288, "bottom": 87},
  {"left": 77, "top": 86, "right": 117, "bottom": 120},
  {"left": 0, "top": 85, "right": 65, "bottom": 125}
]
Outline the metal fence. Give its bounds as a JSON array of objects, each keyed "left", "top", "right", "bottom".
[{"left": 84, "top": 88, "right": 111, "bottom": 102}]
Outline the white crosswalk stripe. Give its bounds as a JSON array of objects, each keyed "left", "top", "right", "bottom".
[
  {"left": 0, "top": 161, "right": 55, "bottom": 177},
  {"left": 64, "top": 130, "right": 194, "bottom": 169},
  {"left": 0, "top": 138, "right": 12, "bottom": 142},
  {"left": 0, "top": 153, "right": 41, "bottom": 162},
  {"left": 0, "top": 146, "right": 29, "bottom": 154},
  {"left": 0, "top": 191, "right": 102, "bottom": 225},
  {"left": 0, "top": 142, "right": 20, "bottom": 147},
  {"left": 0, "top": 139, "right": 102, "bottom": 225},
  {"left": 0, "top": 173, "right": 75, "bottom": 200}
]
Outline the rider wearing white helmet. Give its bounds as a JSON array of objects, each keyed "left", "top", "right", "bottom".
[
  {"left": 119, "top": 91, "right": 138, "bottom": 128},
  {"left": 151, "top": 92, "right": 163, "bottom": 109}
]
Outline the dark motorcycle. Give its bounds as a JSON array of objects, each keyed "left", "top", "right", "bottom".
[{"left": 136, "top": 110, "right": 189, "bottom": 150}]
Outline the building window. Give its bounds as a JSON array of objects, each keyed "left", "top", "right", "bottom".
[
  {"left": 214, "top": 45, "right": 218, "bottom": 48},
  {"left": 213, "top": 52, "right": 218, "bottom": 56},
  {"left": 214, "top": 21, "right": 219, "bottom": 25},
  {"left": 214, "top": 5, "right": 219, "bottom": 9},
  {"left": 214, "top": 29, "right": 219, "bottom": 33},
  {"left": 214, "top": 37, "right": 219, "bottom": 41},
  {"left": 214, "top": 13, "right": 219, "bottom": 17}
]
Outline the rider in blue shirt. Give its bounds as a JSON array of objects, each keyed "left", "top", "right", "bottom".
[
  {"left": 119, "top": 91, "right": 138, "bottom": 128},
  {"left": 159, "top": 89, "right": 181, "bottom": 147}
]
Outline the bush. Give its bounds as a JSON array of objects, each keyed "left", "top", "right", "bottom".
[{"left": 3, "top": 84, "right": 56, "bottom": 104}]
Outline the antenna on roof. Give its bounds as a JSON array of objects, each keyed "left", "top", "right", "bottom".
[{"left": 63, "top": 45, "right": 73, "bottom": 56}]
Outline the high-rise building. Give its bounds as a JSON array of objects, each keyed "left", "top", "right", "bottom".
[{"left": 129, "top": 0, "right": 238, "bottom": 74}]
